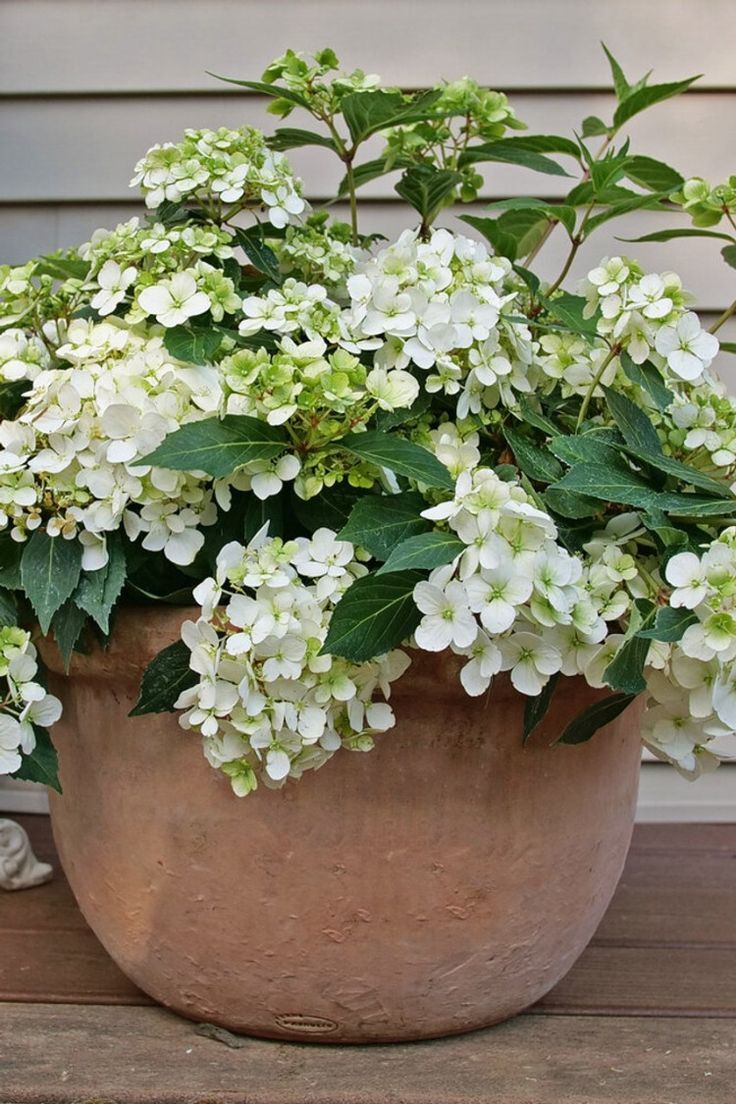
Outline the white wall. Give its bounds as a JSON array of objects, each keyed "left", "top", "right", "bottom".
[{"left": 1, "top": 0, "right": 735, "bottom": 818}]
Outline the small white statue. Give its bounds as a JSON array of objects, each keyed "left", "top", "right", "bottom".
[{"left": 0, "top": 818, "right": 53, "bottom": 890}]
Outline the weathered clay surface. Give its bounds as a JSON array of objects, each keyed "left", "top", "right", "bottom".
[{"left": 41, "top": 607, "right": 642, "bottom": 1043}]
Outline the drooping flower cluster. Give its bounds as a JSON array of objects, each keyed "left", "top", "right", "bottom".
[
  {"left": 0, "top": 627, "right": 62, "bottom": 773},
  {"left": 177, "top": 526, "right": 410, "bottom": 795},
  {"left": 130, "top": 126, "right": 306, "bottom": 228}
]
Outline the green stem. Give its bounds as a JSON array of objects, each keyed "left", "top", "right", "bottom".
[
  {"left": 709, "top": 298, "right": 736, "bottom": 335},
  {"left": 345, "top": 159, "right": 359, "bottom": 245},
  {"left": 576, "top": 345, "right": 620, "bottom": 430}
]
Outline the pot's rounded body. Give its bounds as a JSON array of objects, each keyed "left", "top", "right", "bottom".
[{"left": 43, "top": 607, "right": 642, "bottom": 1043}]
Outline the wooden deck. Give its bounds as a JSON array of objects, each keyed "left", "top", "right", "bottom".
[{"left": 1, "top": 816, "right": 735, "bottom": 1103}]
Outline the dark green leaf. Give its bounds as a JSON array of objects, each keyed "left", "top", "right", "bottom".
[
  {"left": 719, "top": 342, "right": 736, "bottom": 355},
  {"left": 12, "top": 727, "right": 61, "bottom": 792},
  {"left": 459, "top": 138, "right": 571, "bottom": 176},
  {"left": 602, "top": 44, "right": 631, "bottom": 101},
  {"left": 623, "top": 155, "right": 683, "bottom": 193},
  {"left": 376, "top": 530, "right": 464, "bottom": 574},
  {"left": 395, "top": 165, "right": 462, "bottom": 225},
  {"left": 0, "top": 380, "right": 30, "bottom": 420},
  {"left": 34, "top": 252, "right": 89, "bottom": 282},
  {"left": 339, "top": 492, "right": 431, "bottom": 560},
  {"left": 619, "top": 351, "right": 673, "bottom": 410},
  {"left": 557, "top": 692, "right": 637, "bottom": 745},
  {"left": 293, "top": 485, "right": 368, "bottom": 535},
  {"left": 0, "top": 586, "right": 18, "bottom": 627},
  {"left": 582, "top": 191, "right": 670, "bottom": 237},
  {"left": 141, "top": 415, "right": 288, "bottom": 478},
  {"left": 516, "top": 396, "right": 558, "bottom": 436},
  {"left": 163, "top": 324, "right": 222, "bottom": 365},
  {"left": 523, "top": 673, "right": 560, "bottom": 743},
  {"left": 581, "top": 115, "right": 610, "bottom": 137},
  {"left": 21, "top": 531, "right": 83, "bottom": 635},
  {"left": 207, "top": 75, "right": 310, "bottom": 108},
  {"left": 321, "top": 570, "right": 423, "bottom": 662},
  {"left": 504, "top": 426, "right": 563, "bottom": 483},
  {"left": 129, "top": 639, "right": 197, "bottom": 716},
  {"left": 613, "top": 76, "right": 701, "bottom": 127},
  {"left": 0, "top": 536, "right": 23, "bottom": 590},
  {"left": 621, "top": 227, "right": 736, "bottom": 245},
  {"left": 74, "top": 534, "right": 127, "bottom": 634},
  {"left": 337, "top": 157, "right": 395, "bottom": 198},
  {"left": 604, "top": 601, "right": 656, "bottom": 694},
  {"left": 603, "top": 386, "right": 662, "bottom": 455},
  {"left": 373, "top": 387, "right": 431, "bottom": 432},
  {"left": 549, "top": 434, "right": 620, "bottom": 466},
  {"left": 722, "top": 244, "right": 736, "bottom": 270},
  {"left": 341, "top": 88, "right": 442, "bottom": 144},
  {"left": 267, "top": 127, "right": 337, "bottom": 151},
  {"left": 51, "top": 600, "right": 89, "bottom": 672},
  {"left": 638, "top": 606, "right": 697, "bottom": 642},
  {"left": 338, "top": 431, "right": 454, "bottom": 490},
  {"left": 460, "top": 215, "right": 518, "bottom": 260},
  {"left": 545, "top": 292, "right": 599, "bottom": 338},
  {"left": 233, "top": 225, "right": 282, "bottom": 284},
  {"left": 544, "top": 486, "right": 601, "bottom": 518}
]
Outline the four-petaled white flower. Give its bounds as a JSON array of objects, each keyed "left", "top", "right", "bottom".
[{"left": 138, "top": 272, "right": 211, "bottom": 328}]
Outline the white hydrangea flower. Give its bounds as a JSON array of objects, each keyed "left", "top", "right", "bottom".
[{"left": 137, "top": 272, "right": 211, "bottom": 328}]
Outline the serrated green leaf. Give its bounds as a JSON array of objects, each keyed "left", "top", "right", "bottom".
[
  {"left": 516, "top": 396, "right": 558, "bottom": 436},
  {"left": 233, "top": 225, "right": 282, "bottom": 284},
  {"left": 21, "top": 531, "right": 83, "bottom": 635},
  {"left": 338, "top": 431, "right": 454, "bottom": 491},
  {"left": 602, "top": 43, "right": 631, "bottom": 101},
  {"left": 523, "top": 673, "right": 560, "bottom": 743},
  {"left": 12, "top": 727, "right": 61, "bottom": 792},
  {"left": 51, "top": 600, "right": 89, "bottom": 672},
  {"left": 459, "top": 138, "right": 572, "bottom": 176},
  {"left": 544, "top": 485, "right": 601, "bottom": 518},
  {"left": 293, "top": 486, "right": 368, "bottom": 535},
  {"left": 376, "top": 530, "right": 463, "bottom": 575},
  {"left": 623, "top": 155, "right": 683, "bottom": 193},
  {"left": 0, "top": 586, "right": 18, "bottom": 627},
  {"left": 141, "top": 415, "right": 288, "bottom": 478},
  {"left": 619, "top": 351, "right": 673, "bottom": 410},
  {"left": 613, "top": 76, "right": 701, "bottom": 128},
  {"left": 341, "top": 88, "right": 442, "bottom": 144},
  {"left": 35, "top": 252, "right": 89, "bottom": 282},
  {"left": 582, "top": 191, "right": 670, "bottom": 237},
  {"left": 557, "top": 692, "right": 637, "bottom": 745},
  {"left": 0, "top": 536, "right": 23, "bottom": 590},
  {"left": 555, "top": 462, "right": 736, "bottom": 516},
  {"left": 504, "top": 426, "right": 563, "bottom": 483},
  {"left": 460, "top": 215, "right": 518, "bottom": 261},
  {"left": 637, "top": 606, "right": 697, "bottom": 642},
  {"left": 163, "top": 324, "right": 222, "bottom": 365},
  {"left": 267, "top": 127, "right": 336, "bottom": 151},
  {"left": 74, "top": 534, "right": 127, "bottom": 634},
  {"left": 603, "top": 386, "right": 663, "bottom": 455},
  {"left": 321, "top": 570, "right": 423, "bottom": 662},
  {"left": 130, "top": 639, "right": 196, "bottom": 716},
  {"left": 545, "top": 292, "right": 600, "bottom": 338},
  {"left": 549, "top": 434, "right": 620, "bottom": 466},
  {"left": 339, "top": 492, "right": 431, "bottom": 560},
  {"left": 395, "top": 165, "right": 462, "bottom": 225}
]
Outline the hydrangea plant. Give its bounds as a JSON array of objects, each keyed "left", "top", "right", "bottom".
[{"left": 1, "top": 46, "right": 736, "bottom": 797}]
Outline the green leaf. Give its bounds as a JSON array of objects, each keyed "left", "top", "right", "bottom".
[
  {"left": 637, "top": 606, "right": 697, "bottom": 642},
  {"left": 504, "top": 426, "right": 563, "bottom": 483},
  {"left": 12, "top": 727, "right": 61, "bottom": 792},
  {"left": 206, "top": 75, "right": 310, "bottom": 108},
  {"left": 377, "top": 530, "right": 464, "bottom": 575},
  {"left": 0, "top": 586, "right": 18, "bottom": 627},
  {"left": 373, "top": 387, "right": 431, "bottom": 432},
  {"left": 163, "top": 324, "right": 222, "bottom": 366},
  {"left": 603, "top": 386, "right": 662, "bottom": 455},
  {"left": 74, "top": 534, "right": 126, "bottom": 634},
  {"left": 293, "top": 485, "right": 368, "bottom": 535},
  {"left": 621, "top": 227, "right": 736, "bottom": 245},
  {"left": 267, "top": 127, "right": 336, "bottom": 151},
  {"left": 484, "top": 198, "right": 576, "bottom": 237},
  {"left": 623, "top": 155, "right": 683, "bottom": 193},
  {"left": 51, "top": 600, "right": 89, "bottom": 672},
  {"left": 338, "top": 431, "right": 454, "bottom": 491},
  {"left": 582, "top": 191, "right": 670, "bottom": 237},
  {"left": 21, "top": 531, "right": 83, "bottom": 635},
  {"left": 460, "top": 215, "right": 519, "bottom": 261},
  {"left": 544, "top": 486, "right": 601, "bottom": 519},
  {"left": 129, "top": 639, "right": 196, "bottom": 716},
  {"left": 141, "top": 415, "right": 288, "bottom": 478},
  {"left": 341, "top": 88, "right": 442, "bottom": 144},
  {"left": 0, "top": 536, "right": 23, "bottom": 590},
  {"left": 523, "top": 673, "right": 560, "bottom": 743},
  {"left": 495, "top": 209, "right": 552, "bottom": 257},
  {"left": 321, "top": 570, "right": 423, "bottom": 662},
  {"left": 233, "top": 225, "right": 282, "bottom": 284},
  {"left": 619, "top": 351, "right": 673, "bottom": 411},
  {"left": 545, "top": 292, "right": 600, "bottom": 339},
  {"left": 0, "top": 380, "right": 31, "bottom": 420},
  {"left": 581, "top": 115, "right": 610, "bottom": 138},
  {"left": 557, "top": 692, "right": 637, "bottom": 745},
  {"left": 604, "top": 600, "right": 656, "bottom": 694},
  {"left": 613, "top": 76, "right": 701, "bottom": 127},
  {"left": 719, "top": 342, "right": 736, "bottom": 355},
  {"left": 549, "top": 434, "right": 620, "bottom": 466},
  {"left": 337, "top": 156, "right": 395, "bottom": 198},
  {"left": 339, "top": 492, "right": 431, "bottom": 560},
  {"left": 555, "top": 462, "right": 736, "bottom": 516},
  {"left": 34, "top": 252, "right": 89, "bottom": 282},
  {"left": 459, "top": 138, "right": 571, "bottom": 176},
  {"left": 395, "top": 165, "right": 462, "bottom": 225},
  {"left": 602, "top": 43, "right": 631, "bottom": 101},
  {"left": 722, "top": 245, "right": 736, "bottom": 270}
]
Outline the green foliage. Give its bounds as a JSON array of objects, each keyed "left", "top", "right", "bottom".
[
  {"left": 141, "top": 416, "right": 288, "bottom": 478},
  {"left": 395, "top": 165, "right": 462, "bottom": 226},
  {"left": 523, "top": 674, "right": 560, "bottom": 743},
  {"left": 376, "top": 531, "right": 464, "bottom": 574},
  {"left": 130, "top": 640, "right": 197, "bottom": 716},
  {"left": 74, "top": 535, "right": 127, "bottom": 634},
  {"left": 21, "top": 531, "right": 83, "bottom": 635},
  {"left": 337, "top": 431, "right": 454, "bottom": 490},
  {"left": 322, "top": 570, "right": 423, "bottom": 662},
  {"left": 557, "top": 693, "right": 638, "bottom": 745},
  {"left": 339, "top": 492, "right": 430, "bottom": 560},
  {"left": 233, "top": 225, "right": 283, "bottom": 284},
  {"left": 12, "top": 727, "right": 61, "bottom": 792}
]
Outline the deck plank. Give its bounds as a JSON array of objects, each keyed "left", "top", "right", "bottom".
[{"left": 1, "top": 1002, "right": 734, "bottom": 1104}]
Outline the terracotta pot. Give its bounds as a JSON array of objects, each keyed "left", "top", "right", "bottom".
[{"left": 41, "top": 606, "right": 642, "bottom": 1044}]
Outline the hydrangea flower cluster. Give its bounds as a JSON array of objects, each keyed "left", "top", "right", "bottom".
[
  {"left": 177, "top": 527, "right": 410, "bottom": 795},
  {"left": 0, "top": 627, "right": 62, "bottom": 773},
  {"left": 130, "top": 126, "right": 306, "bottom": 228}
]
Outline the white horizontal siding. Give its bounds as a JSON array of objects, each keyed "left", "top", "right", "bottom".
[{"left": 3, "top": 0, "right": 735, "bottom": 93}]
